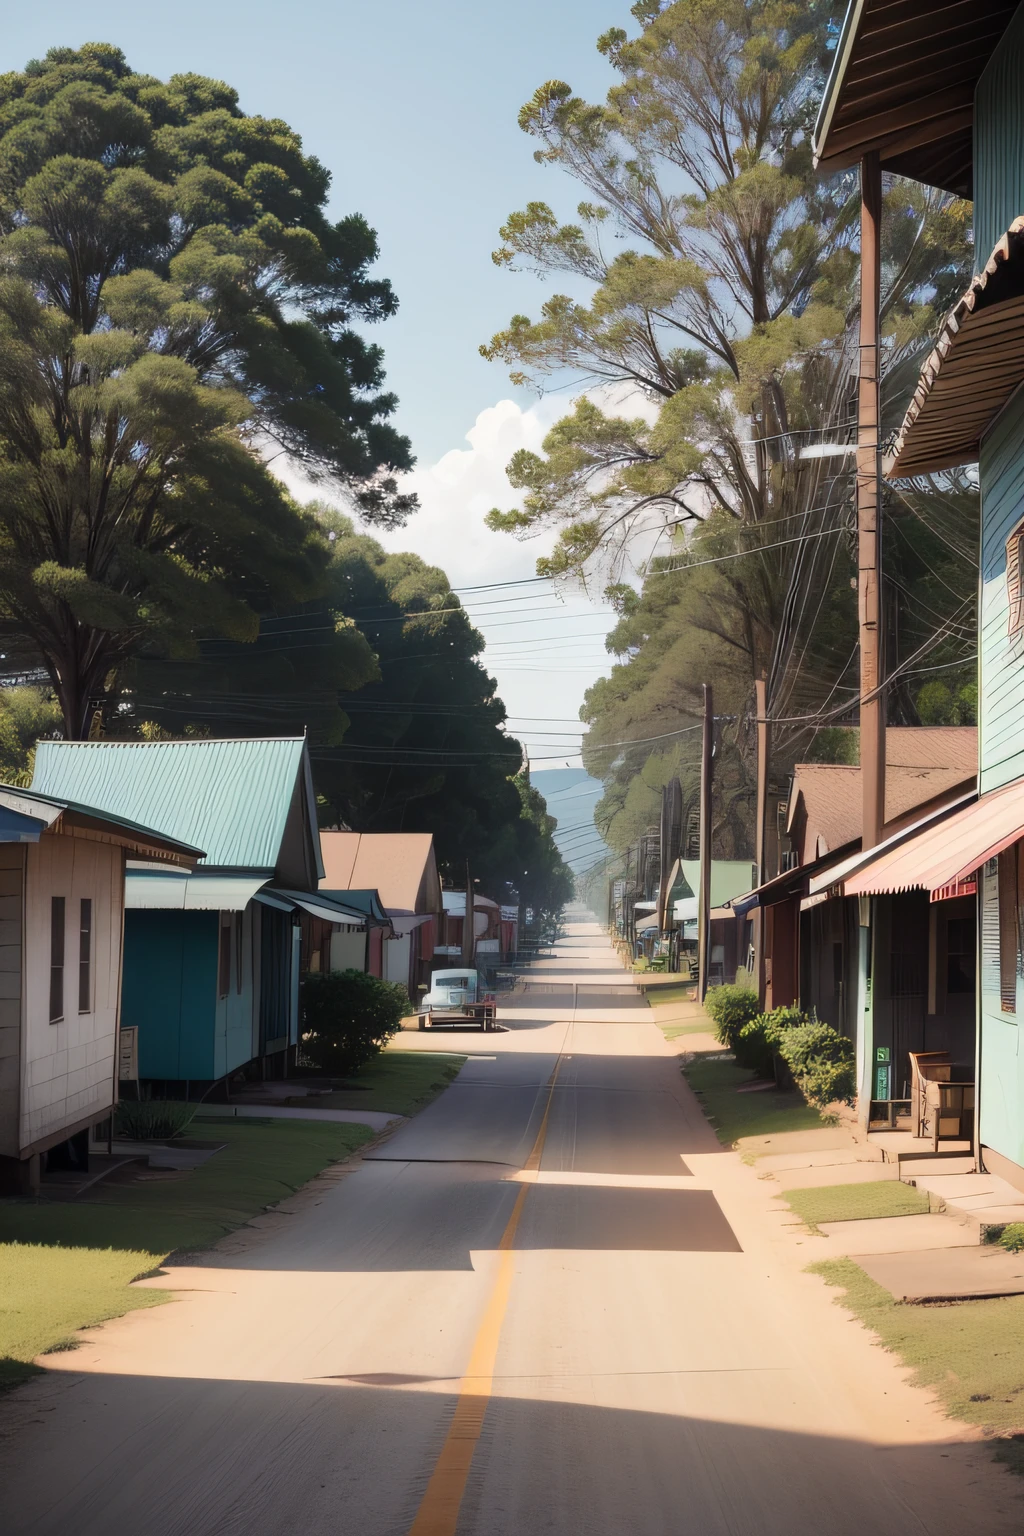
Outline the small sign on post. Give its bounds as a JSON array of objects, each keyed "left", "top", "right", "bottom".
[
  {"left": 118, "top": 1025, "right": 138, "bottom": 1084},
  {"left": 874, "top": 1044, "right": 890, "bottom": 1102}
]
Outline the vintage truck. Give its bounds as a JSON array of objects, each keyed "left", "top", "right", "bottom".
[{"left": 418, "top": 968, "right": 497, "bottom": 1030}]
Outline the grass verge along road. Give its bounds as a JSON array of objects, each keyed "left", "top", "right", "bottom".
[{"left": 0, "top": 1118, "right": 373, "bottom": 1393}]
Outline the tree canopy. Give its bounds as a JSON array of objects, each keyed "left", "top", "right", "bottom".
[
  {"left": 0, "top": 43, "right": 415, "bottom": 735},
  {"left": 484, "top": 0, "right": 978, "bottom": 859}
]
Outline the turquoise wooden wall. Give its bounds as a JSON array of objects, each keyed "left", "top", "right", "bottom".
[
  {"left": 974, "top": 5, "right": 1024, "bottom": 267},
  {"left": 122, "top": 911, "right": 219, "bottom": 1080},
  {"left": 978, "top": 385, "right": 1024, "bottom": 796},
  {"left": 979, "top": 859, "right": 1023, "bottom": 1167}
]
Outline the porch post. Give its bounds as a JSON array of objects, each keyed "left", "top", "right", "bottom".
[
  {"left": 698, "top": 683, "right": 714, "bottom": 1001},
  {"left": 859, "top": 150, "right": 885, "bottom": 851},
  {"left": 753, "top": 676, "right": 769, "bottom": 1005}
]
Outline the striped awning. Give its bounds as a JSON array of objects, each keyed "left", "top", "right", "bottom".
[
  {"left": 837, "top": 779, "right": 1024, "bottom": 898},
  {"left": 888, "top": 219, "right": 1024, "bottom": 478}
]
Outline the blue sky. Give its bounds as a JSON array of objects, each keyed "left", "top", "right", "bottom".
[{"left": 3, "top": 2, "right": 636, "bottom": 775}]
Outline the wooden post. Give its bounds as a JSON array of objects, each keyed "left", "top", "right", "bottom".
[
  {"left": 698, "top": 683, "right": 714, "bottom": 1000},
  {"left": 462, "top": 860, "right": 475, "bottom": 966},
  {"left": 858, "top": 151, "right": 885, "bottom": 850},
  {"left": 753, "top": 676, "right": 769, "bottom": 1003}
]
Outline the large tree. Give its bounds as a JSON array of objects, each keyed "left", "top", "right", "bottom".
[
  {"left": 0, "top": 43, "right": 414, "bottom": 736},
  {"left": 483, "top": 0, "right": 976, "bottom": 854}
]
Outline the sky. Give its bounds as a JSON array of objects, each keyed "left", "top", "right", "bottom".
[{"left": 3, "top": 1, "right": 637, "bottom": 777}]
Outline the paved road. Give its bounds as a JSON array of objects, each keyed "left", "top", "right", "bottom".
[{"left": 1, "top": 914, "right": 1020, "bottom": 1534}]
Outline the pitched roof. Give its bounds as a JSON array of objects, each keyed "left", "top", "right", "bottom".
[
  {"left": 788, "top": 728, "right": 977, "bottom": 858},
  {"left": 0, "top": 785, "right": 201, "bottom": 867},
  {"left": 678, "top": 859, "right": 758, "bottom": 908},
  {"left": 319, "top": 831, "right": 441, "bottom": 915},
  {"left": 812, "top": 0, "right": 1020, "bottom": 196},
  {"left": 32, "top": 737, "right": 316, "bottom": 875}
]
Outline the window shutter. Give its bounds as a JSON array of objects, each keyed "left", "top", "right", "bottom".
[
  {"left": 1007, "top": 525, "right": 1024, "bottom": 636},
  {"left": 982, "top": 858, "right": 1000, "bottom": 1000},
  {"left": 999, "top": 846, "right": 1018, "bottom": 1012}
]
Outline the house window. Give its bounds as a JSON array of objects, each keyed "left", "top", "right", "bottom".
[
  {"left": 78, "top": 898, "right": 92, "bottom": 1013},
  {"left": 49, "top": 897, "right": 65, "bottom": 1023},
  {"left": 218, "top": 915, "right": 232, "bottom": 999},
  {"left": 998, "top": 845, "right": 1020, "bottom": 1012},
  {"left": 1008, "top": 521, "right": 1024, "bottom": 636},
  {"left": 946, "top": 916, "right": 975, "bottom": 995}
]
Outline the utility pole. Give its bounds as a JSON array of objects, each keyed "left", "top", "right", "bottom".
[
  {"left": 859, "top": 151, "right": 885, "bottom": 851},
  {"left": 753, "top": 676, "right": 769, "bottom": 1003},
  {"left": 698, "top": 683, "right": 714, "bottom": 1001},
  {"left": 462, "top": 858, "right": 475, "bottom": 967}
]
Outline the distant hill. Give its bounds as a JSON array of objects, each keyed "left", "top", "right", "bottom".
[{"left": 531, "top": 768, "right": 610, "bottom": 874}]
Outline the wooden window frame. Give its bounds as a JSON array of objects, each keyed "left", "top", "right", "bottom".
[
  {"left": 78, "top": 897, "right": 92, "bottom": 1014},
  {"left": 1008, "top": 519, "right": 1024, "bottom": 637},
  {"left": 49, "top": 896, "right": 65, "bottom": 1023}
]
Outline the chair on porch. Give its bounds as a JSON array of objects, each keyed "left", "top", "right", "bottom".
[
  {"left": 921, "top": 1079, "right": 975, "bottom": 1151},
  {"left": 908, "top": 1051, "right": 951, "bottom": 1138}
]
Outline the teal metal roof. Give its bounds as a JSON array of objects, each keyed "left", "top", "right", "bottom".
[
  {"left": 32, "top": 738, "right": 306, "bottom": 871},
  {"left": 679, "top": 860, "right": 758, "bottom": 909},
  {"left": 0, "top": 783, "right": 202, "bottom": 862}
]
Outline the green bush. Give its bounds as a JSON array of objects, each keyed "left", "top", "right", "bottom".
[
  {"left": 777, "top": 1021, "right": 856, "bottom": 1110},
  {"left": 301, "top": 969, "right": 410, "bottom": 1076},
  {"left": 736, "top": 1005, "right": 809, "bottom": 1076},
  {"left": 114, "top": 1100, "right": 196, "bottom": 1140},
  {"left": 998, "top": 1223, "right": 1024, "bottom": 1254},
  {"left": 704, "top": 982, "right": 760, "bottom": 1051}
]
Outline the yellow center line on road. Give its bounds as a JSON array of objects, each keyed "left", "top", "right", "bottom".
[{"left": 406, "top": 1054, "right": 565, "bottom": 1536}]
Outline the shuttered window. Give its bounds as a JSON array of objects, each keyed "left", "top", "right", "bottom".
[
  {"left": 982, "top": 858, "right": 1001, "bottom": 1000},
  {"left": 998, "top": 845, "right": 1019, "bottom": 1012},
  {"left": 49, "top": 897, "right": 65, "bottom": 1023},
  {"left": 78, "top": 898, "right": 92, "bottom": 1013},
  {"left": 1008, "top": 521, "right": 1024, "bottom": 636}
]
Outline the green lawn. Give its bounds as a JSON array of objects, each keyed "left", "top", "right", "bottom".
[
  {"left": 0, "top": 1117, "right": 373, "bottom": 1392},
  {"left": 784, "top": 1181, "right": 930, "bottom": 1233},
  {"left": 646, "top": 984, "right": 698, "bottom": 1009},
  {"left": 811, "top": 1258, "right": 1024, "bottom": 1472},
  {"left": 683, "top": 1055, "right": 826, "bottom": 1146},
  {"left": 284, "top": 1049, "right": 466, "bottom": 1115},
  {"left": 660, "top": 1020, "right": 717, "bottom": 1040}
]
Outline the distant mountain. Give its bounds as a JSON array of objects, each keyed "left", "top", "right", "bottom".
[{"left": 531, "top": 768, "right": 610, "bottom": 874}]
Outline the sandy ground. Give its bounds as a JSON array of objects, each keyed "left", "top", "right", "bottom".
[{"left": 1, "top": 912, "right": 1020, "bottom": 1535}]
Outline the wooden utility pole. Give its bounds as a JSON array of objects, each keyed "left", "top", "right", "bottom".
[
  {"left": 858, "top": 151, "right": 885, "bottom": 850},
  {"left": 462, "top": 859, "right": 475, "bottom": 966},
  {"left": 753, "top": 676, "right": 770, "bottom": 1002},
  {"left": 698, "top": 683, "right": 714, "bottom": 1000}
]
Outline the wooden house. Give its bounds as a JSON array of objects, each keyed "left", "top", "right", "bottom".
[
  {"left": 813, "top": 0, "right": 1024, "bottom": 1174},
  {"left": 0, "top": 785, "right": 199, "bottom": 1194},
  {"left": 32, "top": 739, "right": 369, "bottom": 1089},
  {"left": 319, "top": 832, "right": 442, "bottom": 993}
]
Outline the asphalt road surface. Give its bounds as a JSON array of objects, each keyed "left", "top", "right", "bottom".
[{"left": 1, "top": 914, "right": 1020, "bottom": 1534}]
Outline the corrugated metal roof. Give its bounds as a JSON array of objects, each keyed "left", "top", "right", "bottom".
[
  {"left": 842, "top": 780, "right": 1024, "bottom": 896},
  {"left": 270, "top": 889, "right": 369, "bottom": 925},
  {"left": 32, "top": 738, "right": 306, "bottom": 871},
  {"left": 0, "top": 784, "right": 202, "bottom": 864},
  {"left": 679, "top": 860, "right": 757, "bottom": 909},
  {"left": 888, "top": 219, "right": 1024, "bottom": 478}
]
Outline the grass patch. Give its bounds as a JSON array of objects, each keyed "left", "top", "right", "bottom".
[
  {"left": 646, "top": 984, "right": 698, "bottom": 1009},
  {"left": 810, "top": 1258, "right": 1024, "bottom": 1470},
  {"left": 783, "top": 1180, "right": 930, "bottom": 1233},
  {"left": 284, "top": 1050, "right": 466, "bottom": 1115},
  {"left": 683, "top": 1054, "right": 825, "bottom": 1146},
  {"left": 0, "top": 1118, "right": 374, "bottom": 1390},
  {"left": 660, "top": 1021, "right": 717, "bottom": 1040}
]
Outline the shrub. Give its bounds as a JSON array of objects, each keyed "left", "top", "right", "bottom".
[
  {"left": 115, "top": 1100, "right": 196, "bottom": 1140},
  {"left": 704, "top": 982, "right": 761, "bottom": 1051},
  {"left": 777, "top": 1021, "right": 856, "bottom": 1110},
  {"left": 301, "top": 969, "right": 410, "bottom": 1076},
  {"left": 736, "top": 1005, "right": 809, "bottom": 1077},
  {"left": 998, "top": 1223, "right": 1024, "bottom": 1254}
]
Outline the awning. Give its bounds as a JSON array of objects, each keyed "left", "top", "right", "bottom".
[
  {"left": 635, "top": 914, "right": 660, "bottom": 932},
  {"left": 730, "top": 843, "right": 860, "bottom": 917},
  {"left": 126, "top": 871, "right": 269, "bottom": 910},
  {"left": 269, "top": 888, "right": 370, "bottom": 925},
  {"left": 889, "top": 220, "right": 1024, "bottom": 478},
  {"left": 808, "top": 789, "right": 976, "bottom": 898},
  {"left": 672, "top": 897, "right": 698, "bottom": 923},
  {"left": 319, "top": 888, "right": 390, "bottom": 925},
  {"left": 840, "top": 780, "right": 1024, "bottom": 898}
]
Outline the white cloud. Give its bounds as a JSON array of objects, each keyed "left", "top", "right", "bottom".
[{"left": 273, "top": 396, "right": 622, "bottom": 765}]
